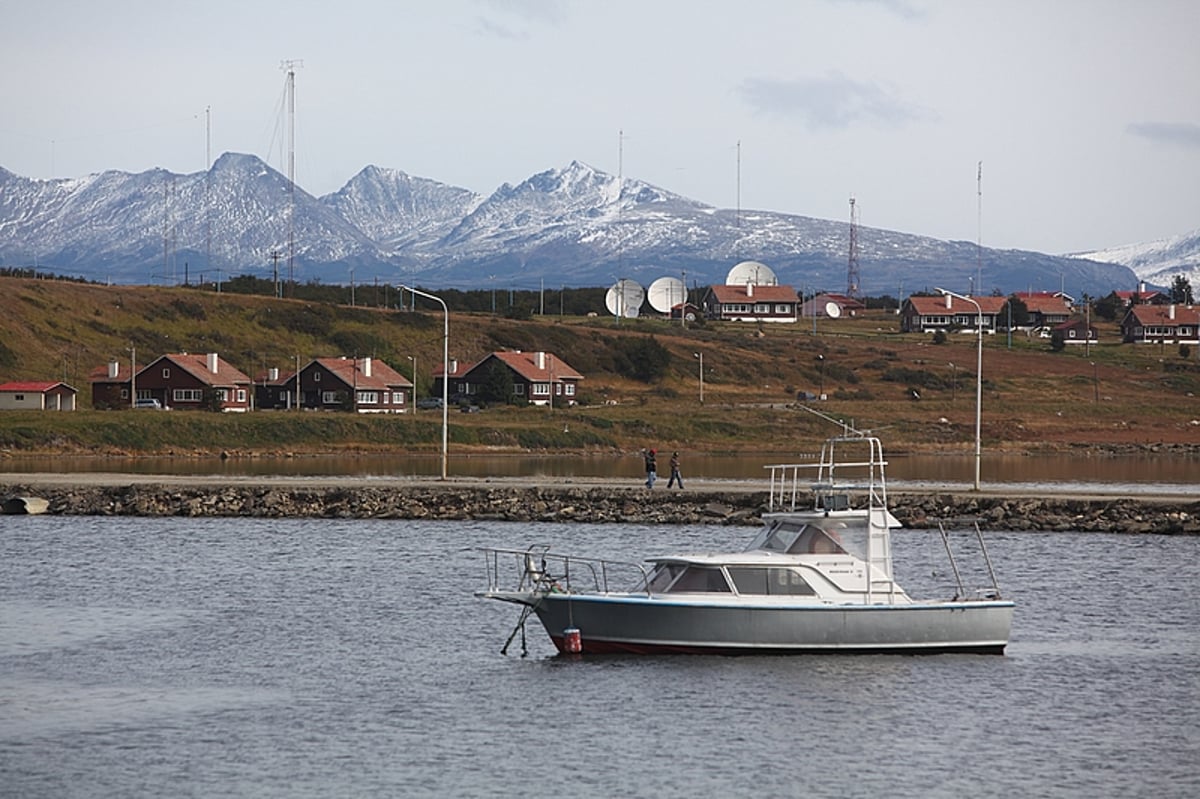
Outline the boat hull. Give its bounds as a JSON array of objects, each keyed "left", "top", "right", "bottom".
[{"left": 483, "top": 591, "right": 1014, "bottom": 655}]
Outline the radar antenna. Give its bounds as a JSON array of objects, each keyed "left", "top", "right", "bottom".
[{"left": 847, "top": 196, "right": 861, "bottom": 299}]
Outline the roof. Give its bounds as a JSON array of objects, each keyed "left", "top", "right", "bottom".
[
  {"left": 1123, "top": 304, "right": 1200, "bottom": 326},
  {"left": 905, "top": 295, "right": 1008, "bottom": 315},
  {"left": 149, "top": 353, "right": 253, "bottom": 387},
  {"left": 486, "top": 351, "right": 583, "bottom": 381},
  {"left": 813, "top": 292, "right": 867, "bottom": 310},
  {"left": 88, "top": 363, "right": 133, "bottom": 382},
  {"left": 310, "top": 357, "right": 412, "bottom": 390},
  {"left": 0, "top": 381, "right": 75, "bottom": 393},
  {"left": 1016, "top": 294, "right": 1073, "bottom": 315},
  {"left": 708, "top": 284, "right": 799, "bottom": 303}
]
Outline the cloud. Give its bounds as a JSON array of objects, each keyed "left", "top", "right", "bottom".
[
  {"left": 1126, "top": 121, "right": 1200, "bottom": 149},
  {"left": 473, "top": 0, "right": 567, "bottom": 39},
  {"left": 738, "top": 71, "right": 928, "bottom": 130}
]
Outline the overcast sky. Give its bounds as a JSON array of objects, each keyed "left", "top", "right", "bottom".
[{"left": 2, "top": 0, "right": 1197, "bottom": 255}]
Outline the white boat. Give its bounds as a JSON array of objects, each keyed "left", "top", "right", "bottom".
[{"left": 476, "top": 430, "right": 1014, "bottom": 655}]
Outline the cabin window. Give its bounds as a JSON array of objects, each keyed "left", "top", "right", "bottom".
[
  {"left": 322, "top": 391, "right": 338, "bottom": 404},
  {"left": 728, "top": 567, "right": 816, "bottom": 596},
  {"left": 665, "top": 566, "right": 731, "bottom": 593},
  {"left": 647, "top": 564, "right": 684, "bottom": 593}
]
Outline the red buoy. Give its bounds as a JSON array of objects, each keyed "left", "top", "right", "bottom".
[{"left": 563, "top": 626, "right": 582, "bottom": 653}]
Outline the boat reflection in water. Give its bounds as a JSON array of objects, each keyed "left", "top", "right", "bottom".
[{"left": 476, "top": 429, "right": 1014, "bottom": 656}]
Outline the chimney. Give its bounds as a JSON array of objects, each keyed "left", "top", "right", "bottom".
[
  {"left": 1168, "top": 304, "right": 1176, "bottom": 320},
  {"left": 449, "top": 359, "right": 458, "bottom": 374},
  {"left": 536, "top": 351, "right": 545, "bottom": 370},
  {"left": 268, "top": 367, "right": 279, "bottom": 381},
  {"left": 363, "top": 357, "right": 372, "bottom": 377},
  {"left": 207, "top": 353, "right": 218, "bottom": 374},
  {"left": 945, "top": 294, "right": 953, "bottom": 309},
  {"left": 108, "top": 361, "right": 119, "bottom": 379},
  {"left": 746, "top": 281, "right": 754, "bottom": 298}
]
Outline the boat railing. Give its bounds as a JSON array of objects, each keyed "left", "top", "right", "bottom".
[{"left": 477, "top": 545, "right": 653, "bottom": 596}]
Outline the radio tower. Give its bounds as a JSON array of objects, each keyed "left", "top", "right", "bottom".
[{"left": 846, "top": 196, "right": 861, "bottom": 298}]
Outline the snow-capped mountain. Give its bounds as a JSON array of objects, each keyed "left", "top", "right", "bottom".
[
  {"left": 0, "top": 154, "right": 1139, "bottom": 296},
  {"left": 1072, "top": 230, "right": 1200, "bottom": 293}
]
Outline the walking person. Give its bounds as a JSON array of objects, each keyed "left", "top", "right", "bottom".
[
  {"left": 643, "top": 448, "right": 657, "bottom": 489},
  {"left": 667, "top": 451, "right": 684, "bottom": 489}
]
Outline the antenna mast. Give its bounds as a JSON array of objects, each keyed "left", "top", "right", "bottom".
[
  {"left": 735, "top": 139, "right": 742, "bottom": 261},
  {"left": 847, "top": 196, "right": 861, "bottom": 298},
  {"left": 281, "top": 59, "right": 303, "bottom": 297},
  {"left": 976, "top": 160, "right": 982, "bottom": 296}
]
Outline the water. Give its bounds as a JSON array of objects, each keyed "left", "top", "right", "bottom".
[{"left": 2, "top": 516, "right": 1197, "bottom": 798}]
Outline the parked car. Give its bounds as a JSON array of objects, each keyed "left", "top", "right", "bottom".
[
  {"left": 134, "top": 398, "right": 163, "bottom": 410},
  {"left": 416, "top": 397, "right": 443, "bottom": 409}
]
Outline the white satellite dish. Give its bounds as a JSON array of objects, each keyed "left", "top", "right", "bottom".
[
  {"left": 725, "top": 260, "right": 777, "bottom": 287},
  {"left": 605, "top": 279, "right": 645, "bottom": 318},
  {"left": 825, "top": 301, "right": 842, "bottom": 319},
  {"left": 647, "top": 276, "right": 686, "bottom": 314}
]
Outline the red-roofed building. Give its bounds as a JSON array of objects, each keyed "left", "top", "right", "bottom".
[
  {"left": 136, "top": 353, "right": 253, "bottom": 412},
  {"left": 799, "top": 292, "right": 867, "bottom": 319},
  {"left": 289, "top": 356, "right": 413, "bottom": 413},
  {"left": 89, "top": 360, "right": 135, "bottom": 409},
  {"left": 435, "top": 350, "right": 583, "bottom": 406},
  {"left": 0, "top": 381, "right": 77, "bottom": 411},
  {"left": 1120, "top": 304, "right": 1200, "bottom": 344},
  {"left": 1013, "top": 291, "right": 1073, "bottom": 329},
  {"left": 701, "top": 284, "right": 800, "bottom": 322},
  {"left": 901, "top": 295, "right": 1008, "bottom": 334}
]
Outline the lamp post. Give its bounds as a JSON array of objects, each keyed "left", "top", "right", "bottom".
[
  {"left": 402, "top": 286, "right": 449, "bottom": 480},
  {"left": 936, "top": 287, "right": 983, "bottom": 491},
  {"left": 127, "top": 344, "right": 136, "bottom": 408},
  {"left": 949, "top": 362, "right": 957, "bottom": 404},
  {"left": 1091, "top": 361, "right": 1099, "bottom": 403},
  {"left": 406, "top": 354, "right": 417, "bottom": 411},
  {"left": 693, "top": 352, "right": 704, "bottom": 404},
  {"left": 816, "top": 354, "right": 825, "bottom": 400}
]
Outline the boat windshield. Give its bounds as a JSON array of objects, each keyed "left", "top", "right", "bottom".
[
  {"left": 648, "top": 564, "right": 732, "bottom": 594},
  {"left": 754, "top": 522, "right": 846, "bottom": 556}
]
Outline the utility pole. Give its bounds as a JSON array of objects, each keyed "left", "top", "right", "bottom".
[
  {"left": 281, "top": 59, "right": 303, "bottom": 297},
  {"left": 847, "top": 196, "right": 861, "bottom": 298}
]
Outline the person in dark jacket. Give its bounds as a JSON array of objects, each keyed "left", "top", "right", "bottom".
[
  {"left": 667, "top": 451, "right": 684, "bottom": 489},
  {"left": 643, "top": 448, "right": 657, "bottom": 489}
]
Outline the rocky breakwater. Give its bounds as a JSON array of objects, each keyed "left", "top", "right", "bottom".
[{"left": 4, "top": 482, "right": 1199, "bottom": 534}]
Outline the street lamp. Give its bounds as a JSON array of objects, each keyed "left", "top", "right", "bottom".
[
  {"left": 406, "top": 354, "right": 417, "bottom": 411},
  {"left": 816, "top": 354, "right": 825, "bottom": 400},
  {"left": 693, "top": 352, "right": 704, "bottom": 404},
  {"left": 936, "top": 287, "right": 983, "bottom": 491},
  {"left": 402, "top": 286, "right": 449, "bottom": 480}
]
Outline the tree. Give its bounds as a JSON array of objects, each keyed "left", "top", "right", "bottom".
[
  {"left": 478, "top": 360, "right": 515, "bottom": 404},
  {"left": 1005, "top": 295, "right": 1031, "bottom": 328},
  {"left": 1049, "top": 329, "right": 1066, "bottom": 352},
  {"left": 1170, "top": 274, "right": 1194, "bottom": 305},
  {"left": 1094, "top": 291, "right": 1124, "bottom": 321}
]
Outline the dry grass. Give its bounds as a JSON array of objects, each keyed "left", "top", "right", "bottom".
[{"left": 2, "top": 277, "right": 1198, "bottom": 455}]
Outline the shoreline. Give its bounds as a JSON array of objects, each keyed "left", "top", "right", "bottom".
[{"left": 3, "top": 473, "right": 1197, "bottom": 534}]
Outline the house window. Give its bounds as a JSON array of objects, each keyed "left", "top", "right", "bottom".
[
  {"left": 14, "top": 394, "right": 24, "bottom": 401},
  {"left": 322, "top": 391, "right": 338, "bottom": 404},
  {"left": 120, "top": 388, "right": 129, "bottom": 399},
  {"left": 237, "top": 389, "right": 246, "bottom": 402},
  {"left": 314, "top": 372, "right": 321, "bottom": 382},
  {"left": 173, "top": 389, "right": 202, "bottom": 402},
  {"left": 565, "top": 384, "right": 575, "bottom": 396},
  {"left": 1069, "top": 330, "right": 1077, "bottom": 338},
  {"left": 755, "top": 303, "right": 770, "bottom": 314},
  {"left": 162, "top": 368, "right": 170, "bottom": 378},
  {"left": 514, "top": 384, "right": 525, "bottom": 395},
  {"left": 215, "top": 389, "right": 229, "bottom": 401},
  {"left": 392, "top": 392, "right": 403, "bottom": 404},
  {"left": 357, "top": 391, "right": 378, "bottom": 404},
  {"left": 532, "top": 383, "right": 550, "bottom": 396},
  {"left": 775, "top": 304, "right": 790, "bottom": 313},
  {"left": 555, "top": 383, "right": 562, "bottom": 396}
]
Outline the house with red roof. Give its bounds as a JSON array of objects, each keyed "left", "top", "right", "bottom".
[
  {"left": 1013, "top": 291, "right": 1074, "bottom": 330},
  {"left": 259, "top": 357, "right": 413, "bottom": 413},
  {"left": 799, "top": 292, "right": 867, "bottom": 319},
  {"left": 1120, "top": 304, "right": 1200, "bottom": 344},
  {"left": 701, "top": 284, "right": 800, "bottom": 322},
  {"left": 901, "top": 295, "right": 1008, "bottom": 334},
  {"left": 434, "top": 350, "right": 583, "bottom": 406},
  {"left": 89, "top": 360, "right": 135, "bottom": 409},
  {"left": 0, "top": 381, "right": 77, "bottom": 411},
  {"left": 135, "top": 352, "right": 253, "bottom": 412}
]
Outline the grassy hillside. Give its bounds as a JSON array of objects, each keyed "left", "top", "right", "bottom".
[{"left": 1, "top": 276, "right": 1198, "bottom": 456}]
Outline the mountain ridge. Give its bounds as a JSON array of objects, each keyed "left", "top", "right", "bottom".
[{"left": 0, "top": 154, "right": 1161, "bottom": 296}]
